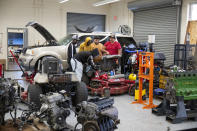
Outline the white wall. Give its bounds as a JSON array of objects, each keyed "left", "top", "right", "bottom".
[
  {"left": 108, "top": 0, "right": 134, "bottom": 36},
  {"left": 0, "top": 0, "right": 110, "bottom": 60},
  {"left": 180, "top": 0, "right": 197, "bottom": 44},
  {"left": 1, "top": 0, "right": 193, "bottom": 60}
]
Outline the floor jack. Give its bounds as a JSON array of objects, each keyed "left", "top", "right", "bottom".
[
  {"left": 9, "top": 50, "right": 35, "bottom": 84},
  {"left": 9, "top": 50, "right": 35, "bottom": 100},
  {"left": 0, "top": 64, "right": 4, "bottom": 78}
]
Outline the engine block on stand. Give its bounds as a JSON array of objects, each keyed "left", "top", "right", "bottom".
[{"left": 152, "top": 71, "right": 197, "bottom": 123}]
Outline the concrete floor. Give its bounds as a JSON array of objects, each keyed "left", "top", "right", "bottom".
[
  {"left": 4, "top": 71, "right": 197, "bottom": 131},
  {"left": 7, "top": 60, "right": 20, "bottom": 70},
  {"left": 114, "top": 95, "right": 197, "bottom": 131}
]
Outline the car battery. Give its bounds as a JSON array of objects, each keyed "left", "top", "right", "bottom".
[{"left": 42, "top": 57, "right": 61, "bottom": 74}]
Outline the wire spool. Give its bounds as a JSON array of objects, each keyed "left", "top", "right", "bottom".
[{"left": 118, "top": 25, "right": 131, "bottom": 35}]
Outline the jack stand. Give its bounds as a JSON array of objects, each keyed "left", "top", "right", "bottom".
[
  {"left": 166, "top": 96, "right": 187, "bottom": 124},
  {"left": 152, "top": 98, "right": 171, "bottom": 116}
]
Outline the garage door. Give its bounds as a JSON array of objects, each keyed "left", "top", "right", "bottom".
[
  {"left": 67, "top": 12, "right": 106, "bottom": 34},
  {"left": 133, "top": 6, "right": 179, "bottom": 65}
]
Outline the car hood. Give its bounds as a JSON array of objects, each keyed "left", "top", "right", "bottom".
[{"left": 26, "top": 21, "right": 57, "bottom": 45}]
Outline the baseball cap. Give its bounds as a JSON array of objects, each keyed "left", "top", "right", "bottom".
[
  {"left": 94, "top": 36, "right": 100, "bottom": 39},
  {"left": 109, "top": 34, "right": 115, "bottom": 38},
  {"left": 72, "top": 35, "right": 79, "bottom": 40}
]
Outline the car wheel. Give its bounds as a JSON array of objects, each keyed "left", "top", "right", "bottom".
[
  {"left": 28, "top": 84, "right": 43, "bottom": 109},
  {"left": 73, "top": 82, "right": 88, "bottom": 106}
]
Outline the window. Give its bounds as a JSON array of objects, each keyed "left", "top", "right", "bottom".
[
  {"left": 58, "top": 34, "right": 73, "bottom": 46},
  {"left": 189, "top": 3, "right": 197, "bottom": 20},
  {"left": 97, "top": 36, "right": 108, "bottom": 44}
]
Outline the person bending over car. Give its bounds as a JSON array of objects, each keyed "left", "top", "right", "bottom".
[
  {"left": 70, "top": 48, "right": 99, "bottom": 81},
  {"left": 79, "top": 37, "right": 93, "bottom": 52},
  {"left": 104, "top": 34, "right": 122, "bottom": 55}
]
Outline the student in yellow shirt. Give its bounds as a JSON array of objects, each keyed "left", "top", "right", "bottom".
[
  {"left": 79, "top": 37, "right": 93, "bottom": 52},
  {"left": 91, "top": 36, "right": 109, "bottom": 62}
]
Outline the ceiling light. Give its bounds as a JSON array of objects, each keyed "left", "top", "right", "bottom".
[
  {"left": 93, "top": 0, "right": 120, "bottom": 6},
  {"left": 59, "top": 0, "right": 69, "bottom": 3}
]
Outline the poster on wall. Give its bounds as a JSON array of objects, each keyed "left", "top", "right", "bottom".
[
  {"left": 0, "top": 33, "right": 2, "bottom": 53},
  {"left": 8, "top": 32, "right": 23, "bottom": 46}
]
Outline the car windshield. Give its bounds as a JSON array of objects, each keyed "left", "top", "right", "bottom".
[
  {"left": 117, "top": 37, "right": 136, "bottom": 47},
  {"left": 58, "top": 34, "right": 73, "bottom": 45}
]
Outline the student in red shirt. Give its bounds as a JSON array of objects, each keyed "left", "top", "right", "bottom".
[{"left": 104, "top": 34, "right": 122, "bottom": 55}]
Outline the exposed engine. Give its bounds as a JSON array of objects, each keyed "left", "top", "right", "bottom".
[
  {"left": 0, "top": 79, "right": 120, "bottom": 131},
  {"left": 38, "top": 92, "right": 119, "bottom": 131},
  {"left": 0, "top": 78, "right": 17, "bottom": 125},
  {"left": 38, "top": 90, "right": 71, "bottom": 130},
  {"left": 76, "top": 97, "right": 119, "bottom": 131}
]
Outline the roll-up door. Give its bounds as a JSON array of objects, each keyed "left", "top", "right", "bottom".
[{"left": 133, "top": 6, "right": 178, "bottom": 65}]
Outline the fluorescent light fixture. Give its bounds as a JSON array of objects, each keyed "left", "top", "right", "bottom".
[
  {"left": 93, "top": 0, "right": 120, "bottom": 6},
  {"left": 59, "top": 0, "right": 69, "bottom": 3}
]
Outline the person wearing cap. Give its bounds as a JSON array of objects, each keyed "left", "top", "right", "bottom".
[
  {"left": 104, "top": 34, "right": 122, "bottom": 55},
  {"left": 79, "top": 37, "right": 93, "bottom": 52},
  {"left": 74, "top": 48, "right": 99, "bottom": 68},
  {"left": 91, "top": 36, "right": 109, "bottom": 62},
  {"left": 67, "top": 35, "right": 79, "bottom": 71}
]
